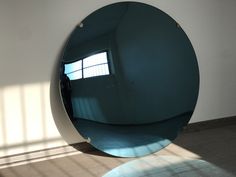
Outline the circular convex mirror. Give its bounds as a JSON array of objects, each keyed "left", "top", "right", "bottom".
[{"left": 59, "top": 1, "right": 199, "bottom": 157}]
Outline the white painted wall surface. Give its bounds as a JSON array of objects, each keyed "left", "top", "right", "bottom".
[{"left": 0, "top": 0, "right": 236, "bottom": 156}]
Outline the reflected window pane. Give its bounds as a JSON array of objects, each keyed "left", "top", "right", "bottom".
[
  {"left": 67, "top": 70, "right": 82, "bottom": 80},
  {"left": 84, "top": 64, "right": 109, "bottom": 78},
  {"left": 64, "top": 51, "right": 110, "bottom": 80},
  {"left": 64, "top": 60, "right": 82, "bottom": 74},
  {"left": 83, "top": 52, "right": 108, "bottom": 68}
]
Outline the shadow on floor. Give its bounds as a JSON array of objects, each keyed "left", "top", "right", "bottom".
[
  {"left": 71, "top": 142, "right": 115, "bottom": 157},
  {"left": 173, "top": 123, "right": 236, "bottom": 176}
]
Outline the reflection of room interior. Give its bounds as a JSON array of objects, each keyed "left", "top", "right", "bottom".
[{"left": 60, "top": 2, "right": 199, "bottom": 157}]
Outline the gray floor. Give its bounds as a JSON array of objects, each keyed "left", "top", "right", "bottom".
[
  {"left": 174, "top": 123, "right": 236, "bottom": 176},
  {"left": 0, "top": 124, "right": 236, "bottom": 177}
]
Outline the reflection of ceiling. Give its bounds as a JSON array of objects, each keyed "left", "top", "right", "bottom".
[{"left": 67, "top": 3, "right": 128, "bottom": 50}]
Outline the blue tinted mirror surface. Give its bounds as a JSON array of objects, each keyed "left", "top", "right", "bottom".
[{"left": 60, "top": 2, "right": 199, "bottom": 157}]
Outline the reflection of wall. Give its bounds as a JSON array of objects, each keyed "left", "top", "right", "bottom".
[
  {"left": 64, "top": 32, "right": 125, "bottom": 122},
  {"left": 64, "top": 33, "right": 114, "bottom": 63},
  {"left": 115, "top": 3, "right": 199, "bottom": 123},
  {"left": 1, "top": 0, "right": 236, "bottom": 156},
  {"left": 71, "top": 75, "right": 124, "bottom": 122}
]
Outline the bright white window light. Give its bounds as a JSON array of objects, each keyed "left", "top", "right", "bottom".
[
  {"left": 67, "top": 70, "right": 82, "bottom": 80},
  {"left": 83, "top": 52, "right": 108, "bottom": 68},
  {"left": 84, "top": 63, "right": 109, "bottom": 78},
  {"left": 64, "top": 60, "right": 82, "bottom": 80},
  {"left": 83, "top": 52, "right": 109, "bottom": 78},
  {"left": 64, "top": 60, "right": 82, "bottom": 74},
  {"left": 64, "top": 51, "right": 110, "bottom": 80}
]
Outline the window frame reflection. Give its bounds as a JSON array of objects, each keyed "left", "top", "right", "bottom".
[{"left": 64, "top": 50, "right": 111, "bottom": 80}]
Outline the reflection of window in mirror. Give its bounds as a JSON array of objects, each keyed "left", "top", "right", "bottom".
[{"left": 64, "top": 51, "right": 110, "bottom": 80}]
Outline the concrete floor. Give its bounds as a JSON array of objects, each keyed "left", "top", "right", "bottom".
[{"left": 0, "top": 124, "right": 236, "bottom": 177}]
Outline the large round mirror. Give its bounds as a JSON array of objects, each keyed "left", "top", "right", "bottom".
[{"left": 59, "top": 2, "right": 199, "bottom": 157}]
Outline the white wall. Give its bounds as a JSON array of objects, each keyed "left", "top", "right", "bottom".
[{"left": 0, "top": 0, "right": 236, "bottom": 156}]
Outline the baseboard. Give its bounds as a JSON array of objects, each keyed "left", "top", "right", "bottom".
[{"left": 183, "top": 115, "right": 236, "bottom": 133}]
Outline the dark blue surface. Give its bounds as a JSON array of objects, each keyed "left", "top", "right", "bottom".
[
  {"left": 64, "top": 2, "right": 199, "bottom": 124},
  {"left": 73, "top": 112, "right": 192, "bottom": 157},
  {"left": 60, "top": 2, "right": 199, "bottom": 157}
]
